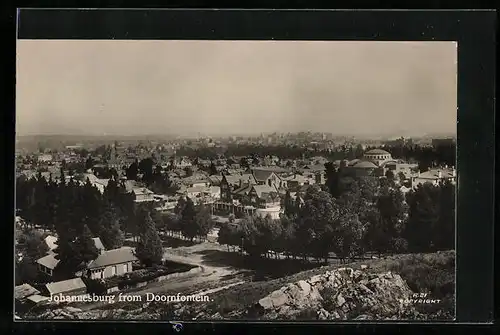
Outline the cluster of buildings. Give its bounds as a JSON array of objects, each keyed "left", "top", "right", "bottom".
[{"left": 15, "top": 228, "right": 138, "bottom": 312}]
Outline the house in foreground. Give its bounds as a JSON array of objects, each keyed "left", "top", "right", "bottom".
[
  {"left": 15, "top": 283, "right": 40, "bottom": 304},
  {"left": 44, "top": 277, "right": 87, "bottom": 298},
  {"left": 85, "top": 247, "right": 137, "bottom": 280}
]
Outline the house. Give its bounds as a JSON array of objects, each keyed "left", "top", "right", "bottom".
[
  {"left": 251, "top": 168, "right": 283, "bottom": 189},
  {"left": 36, "top": 253, "right": 60, "bottom": 277},
  {"left": 411, "top": 168, "right": 456, "bottom": 189},
  {"left": 132, "top": 187, "right": 155, "bottom": 203},
  {"left": 37, "top": 237, "right": 105, "bottom": 275},
  {"left": 248, "top": 185, "right": 281, "bottom": 208},
  {"left": 220, "top": 174, "right": 254, "bottom": 201},
  {"left": 85, "top": 247, "right": 137, "bottom": 280},
  {"left": 15, "top": 284, "right": 40, "bottom": 303},
  {"left": 282, "top": 174, "right": 308, "bottom": 191},
  {"left": 45, "top": 278, "right": 87, "bottom": 298},
  {"left": 15, "top": 284, "right": 46, "bottom": 312}
]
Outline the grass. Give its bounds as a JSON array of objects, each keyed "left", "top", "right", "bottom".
[{"left": 168, "top": 250, "right": 455, "bottom": 320}]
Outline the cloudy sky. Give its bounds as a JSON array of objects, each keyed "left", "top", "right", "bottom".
[{"left": 16, "top": 40, "right": 457, "bottom": 137}]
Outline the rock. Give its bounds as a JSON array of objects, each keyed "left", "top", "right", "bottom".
[
  {"left": 336, "top": 294, "right": 346, "bottom": 307},
  {"left": 269, "top": 290, "right": 289, "bottom": 308},
  {"left": 247, "top": 267, "right": 417, "bottom": 321},
  {"left": 258, "top": 296, "right": 274, "bottom": 310},
  {"left": 360, "top": 265, "right": 368, "bottom": 270},
  {"left": 297, "top": 280, "right": 311, "bottom": 294},
  {"left": 64, "top": 306, "right": 82, "bottom": 313}
]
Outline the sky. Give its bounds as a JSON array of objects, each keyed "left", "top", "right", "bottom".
[{"left": 16, "top": 40, "right": 457, "bottom": 137}]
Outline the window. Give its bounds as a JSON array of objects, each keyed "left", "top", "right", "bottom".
[
  {"left": 123, "top": 263, "right": 128, "bottom": 273},
  {"left": 111, "top": 266, "right": 116, "bottom": 276}
]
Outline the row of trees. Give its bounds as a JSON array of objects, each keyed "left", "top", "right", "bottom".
[
  {"left": 174, "top": 143, "right": 455, "bottom": 170},
  {"left": 15, "top": 171, "right": 215, "bottom": 275},
  {"left": 217, "top": 177, "right": 455, "bottom": 263}
]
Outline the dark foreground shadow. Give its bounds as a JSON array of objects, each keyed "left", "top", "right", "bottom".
[{"left": 195, "top": 250, "right": 319, "bottom": 280}]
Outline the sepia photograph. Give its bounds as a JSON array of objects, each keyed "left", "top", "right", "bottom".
[{"left": 15, "top": 40, "right": 457, "bottom": 321}]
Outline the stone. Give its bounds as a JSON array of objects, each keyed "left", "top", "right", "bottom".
[
  {"left": 297, "top": 280, "right": 311, "bottom": 294},
  {"left": 269, "top": 291, "right": 289, "bottom": 308},
  {"left": 64, "top": 306, "right": 82, "bottom": 313},
  {"left": 258, "top": 296, "right": 274, "bottom": 310},
  {"left": 336, "top": 293, "right": 346, "bottom": 307},
  {"left": 360, "top": 264, "right": 368, "bottom": 270}
]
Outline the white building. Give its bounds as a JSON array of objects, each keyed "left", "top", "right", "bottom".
[{"left": 411, "top": 167, "right": 456, "bottom": 188}]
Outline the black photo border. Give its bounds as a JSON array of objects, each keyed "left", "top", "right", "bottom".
[{"left": 6, "top": 7, "right": 496, "bottom": 335}]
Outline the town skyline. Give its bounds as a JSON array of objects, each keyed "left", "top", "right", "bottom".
[{"left": 17, "top": 40, "right": 457, "bottom": 137}]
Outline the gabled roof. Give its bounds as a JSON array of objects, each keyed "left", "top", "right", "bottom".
[
  {"left": 45, "top": 278, "right": 86, "bottom": 296},
  {"left": 304, "top": 164, "right": 326, "bottom": 172},
  {"left": 87, "top": 247, "right": 137, "bottom": 269},
  {"left": 36, "top": 253, "right": 60, "bottom": 270},
  {"left": 251, "top": 185, "right": 278, "bottom": 198},
  {"left": 15, "top": 284, "right": 40, "bottom": 300},
  {"left": 252, "top": 169, "right": 276, "bottom": 182},
  {"left": 207, "top": 175, "right": 223, "bottom": 185},
  {"left": 223, "top": 174, "right": 254, "bottom": 186},
  {"left": 233, "top": 184, "right": 253, "bottom": 195}
]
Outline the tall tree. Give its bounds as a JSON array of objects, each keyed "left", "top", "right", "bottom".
[
  {"left": 208, "top": 162, "right": 218, "bottom": 176},
  {"left": 98, "top": 202, "right": 125, "bottom": 250},
  {"left": 73, "top": 224, "right": 100, "bottom": 264},
  {"left": 404, "top": 183, "right": 440, "bottom": 252},
  {"left": 126, "top": 161, "right": 139, "bottom": 181},
  {"left": 135, "top": 209, "right": 163, "bottom": 267},
  {"left": 324, "top": 162, "right": 340, "bottom": 198},
  {"left": 180, "top": 198, "right": 197, "bottom": 241},
  {"left": 435, "top": 180, "right": 455, "bottom": 250}
]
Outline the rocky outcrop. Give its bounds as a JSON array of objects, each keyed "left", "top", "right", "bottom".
[{"left": 247, "top": 267, "right": 422, "bottom": 320}]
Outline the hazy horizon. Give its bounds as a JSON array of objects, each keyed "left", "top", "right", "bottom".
[{"left": 16, "top": 40, "right": 457, "bottom": 137}]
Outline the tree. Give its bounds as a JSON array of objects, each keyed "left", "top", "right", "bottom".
[
  {"left": 98, "top": 203, "right": 125, "bottom": 250},
  {"left": 283, "top": 190, "right": 298, "bottom": 218},
  {"left": 324, "top": 162, "right": 340, "bottom": 198},
  {"left": 135, "top": 209, "right": 164, "bottom": 267},
  {"left": 126, "top": 161, "right": 139, "bottom": 181},
  {"left": 24, "top": 231, "right": 50, "bottom": 259},
  {"left": 73, "top": 224, "right": 100, "bottom": 264},
  {"left": 180, "top": 198, "right": 197, "bottom": 241},
  {"left": 296, "top": 185, "right": 340, "bottom": 262},
  {"left": 138, "top": 158, "right": 155, "bottom": 185},
  {"left": 404, "top": 183, "right": 440, "bottom": 252},
  {"left": 184, "top": 167, "right": 194, "bottom": 177},
  {"left": 208, "top": 162, "right": 218, "bottom": 176},
  {"left": 435, "top": 180, "right": 455, "bottom": 250},
  {"left": 237, "top": 215, "right": 262, "bottom": 258},
  {"left": 174, "top": 197, "right": 187, "bottom": 215},
  {"left": 193, "top": 204, "right": 214, "bottom": 241}
]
